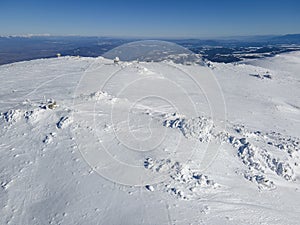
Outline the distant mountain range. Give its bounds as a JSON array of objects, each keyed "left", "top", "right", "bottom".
[
  {"left": 269, "top": 34, "right": 300, "bottom": 44},
  {"left": 0, "top": 34, "right": 299, "bottom": 65},
  {"left": 1, "top": 33, "right": 300, "bottom": 43}
]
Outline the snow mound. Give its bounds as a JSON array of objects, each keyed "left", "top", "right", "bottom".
[
  {"left": 1, "top": 98, "right": 61, "bottom": 125},
  {"left": 136, "top": 65, "right": 154, "bottom": 75},
  {"left": 123, "top": 63, "right": 155, "bottom": 75},
  {"left": 42, "top": 132, "right": 57, "bottom": 144},
  {"left": 265, "top": 131, "right": 300, "bottom": 156},
  {"left": 144, "top": 157, "right": 219, "bottom": 200},
  {"left": 1, "top": 109, "right": 23, "bottom": 123},
  {"left": 163, "top": 113, "right": 214, "bottom": 142},
  {"left": 244, "top": 172, "right": 275, "bottom": 190},
  {"left": 249, "top": 71, "right": 272, "bottom": 80},
  {"left": 87, "top": 91, "right": 118, "bottom": 103},
  {"left": 57, "top": 116, "right": 73, "bottom": 129}
]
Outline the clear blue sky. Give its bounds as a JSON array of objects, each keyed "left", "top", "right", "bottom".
[{"left": 0, "top": 0, "right": 299, "bottom": 38}]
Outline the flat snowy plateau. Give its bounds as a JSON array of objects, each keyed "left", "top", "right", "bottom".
[{"left": 0, "top": 51, "right": 300, "bottom": 225}]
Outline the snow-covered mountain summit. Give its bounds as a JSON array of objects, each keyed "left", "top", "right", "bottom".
[{"left": 0, "top": 48, "right": 300, "bottom": 224}]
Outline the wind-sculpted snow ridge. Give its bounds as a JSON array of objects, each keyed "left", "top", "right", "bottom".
[
  {"left": 1, "top": 99, "right": 58, "bottom": 122},
  {"left": 0, "top": 98, "right": 73, "bottom": 138},
  {"left": 58, "top": 60, "right": 299, "bottom": 193},
  {"left": 1, "top": 109, "right": 23, "bottom": 123},
  {"left": 226, "top": 127, "right": 299, "bottom": 190},
  {"left": 163, "top": 113, "right": 214, "bottom": 142},
  {"left": 86, "top": 91, "right": 118, "bottom": 103},
  {"left": 162, "top": 111, "right": 299, "bottom": 190},
  {"left": 56, "top": 116, "right": 73, "bottom": 129},
  {"left": 227, "top": 125, "right": 300, "bottom": 189},
  {"left": 118, "top": 61, "right": 156, "bottom": 75},
  {"left": 144, "top": 157, "right": 220, "bottom": 200},
  {"left": 87, "top": 76, "right": 298, "bottom": 192}
]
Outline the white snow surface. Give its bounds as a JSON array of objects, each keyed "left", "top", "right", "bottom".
[{"left": 0, "top": 53, "right": 300, "bottom": 224}]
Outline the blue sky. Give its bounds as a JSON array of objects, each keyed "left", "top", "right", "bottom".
[{"left": 0, "top": 0, "right": 299, "bottom": 38}]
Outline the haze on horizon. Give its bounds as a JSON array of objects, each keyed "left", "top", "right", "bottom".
[{"left": 0, "top": 0, "right": 300, "bottom": 38}]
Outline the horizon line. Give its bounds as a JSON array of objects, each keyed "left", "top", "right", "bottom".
[{"left": 1, "top": 33, "right": 300, "bottom": 40}]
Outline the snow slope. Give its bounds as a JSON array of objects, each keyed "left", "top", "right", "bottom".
[{"left": 0, "top": 51, "right": 300, "bottom": 225}]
